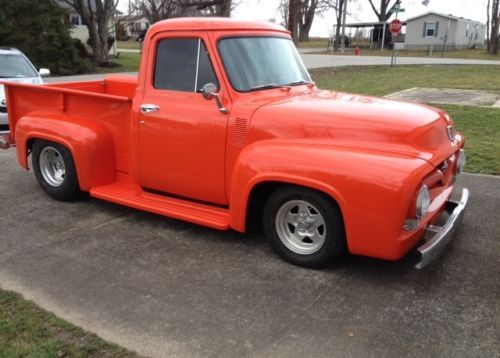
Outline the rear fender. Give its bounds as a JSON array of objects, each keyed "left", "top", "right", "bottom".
[{"left": 15, "top": 111, "right": 115, "bottom": 190}]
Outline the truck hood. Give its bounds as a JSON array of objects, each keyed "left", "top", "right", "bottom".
[
  {"left": 0, "top": 77, "right": 43, "bottom": 102},
  {"left": 249, "top": 90, "right": 458, "bottom": 166}
]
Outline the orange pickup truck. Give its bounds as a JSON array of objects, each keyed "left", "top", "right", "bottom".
[{"left": 0, "top": 18, "right": 468, "bottom": 269}]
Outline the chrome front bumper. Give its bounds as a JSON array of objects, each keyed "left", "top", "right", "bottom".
[{"left": 416, "top": 188, "right": 469, "bottom": 269}]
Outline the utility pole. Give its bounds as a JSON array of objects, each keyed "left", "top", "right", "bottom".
[{"left": 340, "top": 0, "right": 348, "bottom": 53}]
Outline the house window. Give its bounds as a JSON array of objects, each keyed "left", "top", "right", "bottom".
[
  {"left": 70, "top": 15, "right": 81, "bottom": 26},
  {"left": 466, "top": 24, "right": 470, "bottom": 38},
  {"left": 426, "top": 22, "right": 436, "bottom": 37}
]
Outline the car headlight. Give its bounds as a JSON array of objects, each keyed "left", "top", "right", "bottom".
[
  {"left": 416, "top": 185, "right": 430, "bottom": 218},
  {"left": 456, "top": 149, "right": 465, "bottom": 174}
]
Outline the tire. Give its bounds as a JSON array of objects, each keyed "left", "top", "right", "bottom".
[
  {"left": 263, "top": 186, "right": 346, "bottom": 269},
  {"left": 32, "top": 140, "right": 83, "bottom": 201}
]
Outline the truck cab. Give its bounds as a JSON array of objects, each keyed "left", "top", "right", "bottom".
[{"left": 0, "top": 18, "right": 468, "bottom": 269}]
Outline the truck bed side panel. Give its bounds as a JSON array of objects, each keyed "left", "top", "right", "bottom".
[{"left": 4, "top": 79, "right": 133, "bottom": 173}]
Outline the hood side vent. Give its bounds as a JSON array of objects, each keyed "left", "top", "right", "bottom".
[{"left": 233, "top": 118, "right": 248, "bottom": 146}]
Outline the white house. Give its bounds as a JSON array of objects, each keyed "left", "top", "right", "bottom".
[
  {"left": 405, "top": 12, "right": 486, "bottom": 50},
  {"left": 56, "top": 0, "right": 118, "bottom": 56},
  {"left": 117, "top": 14, "right": 150, "bottom": 39}
]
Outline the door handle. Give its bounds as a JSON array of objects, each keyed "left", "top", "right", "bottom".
[{"left": 140, "top": 104, "right": 160, "bottom": 113}]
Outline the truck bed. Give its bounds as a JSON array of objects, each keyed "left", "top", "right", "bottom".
[{"left": 3, "top": 75, "right": 136, "bottom": 173}]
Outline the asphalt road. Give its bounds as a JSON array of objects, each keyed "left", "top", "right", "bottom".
[{"left": 0, "top": 148, "right": 498, "bottom": 357}]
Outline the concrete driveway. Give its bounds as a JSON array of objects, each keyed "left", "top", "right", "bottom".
[{"left": 0, "top": 148, "right": 499, "bottom": 358}]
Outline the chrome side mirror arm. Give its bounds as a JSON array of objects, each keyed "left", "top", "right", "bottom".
[{"left": 201, "top": 83, "right": 228, "bottom": 114}]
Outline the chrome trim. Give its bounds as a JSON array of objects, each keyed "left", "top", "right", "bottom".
[
  {"left": 446, "top": 125, "right": 456, "bottom": 141},
  {"left": 456, "top": 149, "right": 465, "bottom": 174},
  {"left": 416, "top": 188, "right": 469, "bottom": 269},
  {"left": 140, "top": 104, "right": 160, "bottom": 113}
]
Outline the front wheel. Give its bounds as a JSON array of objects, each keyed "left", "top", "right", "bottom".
[
  {"left": 32, "top": 140, "right": 83, "bottom": 201},
  {"left": 263, "top": 186, "right": 346, "bottom": 268}
]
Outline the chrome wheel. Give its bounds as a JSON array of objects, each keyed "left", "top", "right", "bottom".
[
  {"left": 39, "top": 146, "right": 66, "bottom": 187},
  {"left": 275, "top": 200, "right": 326, "bottom": 255}
]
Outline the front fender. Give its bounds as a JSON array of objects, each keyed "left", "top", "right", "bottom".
[
  {"left": 15, "top": 111, "right": 115, "bottom": 190},
  {"left": 229, "top": 139, "right": 434, "bottom": 259}
]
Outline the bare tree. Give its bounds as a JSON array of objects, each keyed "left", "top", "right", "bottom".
[
  {"left": 298, "top": 1, "right": 337, "bottom": 41},
  {"left": 288, "top": 0, "right": 299, "bottom": 42},
  {"left": 62, "top": 0, "right": 118, "bottom": 65},
  {"left": 137, "top": 0, "right": 184, "bottom": 23},
  {"left": 278, "top": 0, "right": 289, "bottom": 28},
  {"left": 489, "top": 0, "right": 500, "bottom": 54},
  {"left": 136, "top": 0, "right": 234, "bottom": 23},
  {"left": 487, "top": 0, "right": 491, "bottom": 51},
  {"left": 333, "top": 0, "right": 346, "bottom": 50},
  {"left": 280, "top": 0, "right": 338, "bottom": 42},
  {"left": 367, "top": 0, "right": 398, "bottom": 22},
  {"left": 181, "top": 0, "right": 234, "bottom": 16}
]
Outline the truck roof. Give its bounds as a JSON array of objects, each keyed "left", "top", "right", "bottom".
[{"left": 148, "top": 17, "right": 290, "bottom": 34}]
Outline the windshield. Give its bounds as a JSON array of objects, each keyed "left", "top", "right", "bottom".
[
  {"left": 218, "top": 37, "right": 311, "bottom": 92},
  {"left": 0, "top": 54, "right": 38, "bottom": 78}
]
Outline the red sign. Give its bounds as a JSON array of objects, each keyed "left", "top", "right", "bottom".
[{"left": 389, "top": 19, "right": 402, "bottom": 35}]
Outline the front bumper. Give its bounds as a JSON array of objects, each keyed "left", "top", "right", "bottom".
[{"left": 415, "top": 188, "right": 469, "bottom": 269}]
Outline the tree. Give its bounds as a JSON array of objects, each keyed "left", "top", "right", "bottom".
[
  {"left": 367, "top": 0, "right": 399, "bottom": 22},
  {"left": 333, "top": 0, "right": 346, "bottom": 50},
  {"left": 0, "top": 0, "right": 93, "bottom": 75},
  {"left": 182, "top": 0, "right": 233, "bottom": 16},
  {"left": 62, "top": 0, "right": 119, "bottom": 66},
  {"left": 488, "top": 0, "right": 500, "bottom": 54},
  {"left": 280, "top": 0, "right": 338, "bottom": 42},
  {"left": 288, "top": 0, "right": 299, "bottom": 42},
  {"left": 138, "top": 0, "right": 185, "bottom": 23},
  {"left": 135, "top": 0, "right": 234, "bottom": 23},
  {"left": 298, "top": 1, "right": 337, "bottom": 41}
]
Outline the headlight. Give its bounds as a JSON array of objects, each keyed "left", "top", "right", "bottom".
[
  {"left": 456, "top": 149, "right": 465, "bottom": 174},
  {"left": 416, "top": 185, "right": 430, "bottom": 218}
]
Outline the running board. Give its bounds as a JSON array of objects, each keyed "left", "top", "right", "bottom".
[{"left": 90, "top": 183, "right": 230, "bottom": 230}]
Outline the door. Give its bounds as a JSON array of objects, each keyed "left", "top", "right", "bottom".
[{"left": 138, "top": 35, "right": 229, "bottom": 205}]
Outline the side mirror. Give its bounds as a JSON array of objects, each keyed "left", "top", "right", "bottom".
[
  {"left": 201, "top": 83, "right": 228, "bottom": 114},
  {"left": 39, "top": 68, "right": 50, "bottom": 77}
]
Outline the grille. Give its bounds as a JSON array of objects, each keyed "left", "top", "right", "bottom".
[{"left": 0, "top": 106, "right": 6, "bottom": 113}]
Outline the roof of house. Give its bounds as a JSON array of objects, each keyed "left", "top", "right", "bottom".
[
  {"left": 149, "top": 17, "right": 288, "bottom": 34},
  {"left": 406, "top": 11, "right": 484, "bottom": 25}
]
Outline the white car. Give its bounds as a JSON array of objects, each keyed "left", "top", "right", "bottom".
[{"left": 0, "top": 48, "right": 50, "bottom": 134}]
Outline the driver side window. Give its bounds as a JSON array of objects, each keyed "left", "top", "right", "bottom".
[{"left": 154, "top": 38, "right": 219, "bottom": 92}]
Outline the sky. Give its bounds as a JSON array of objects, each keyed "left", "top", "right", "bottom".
[{"left": 119, "top": 0, "right": 490, "bottom": 37}]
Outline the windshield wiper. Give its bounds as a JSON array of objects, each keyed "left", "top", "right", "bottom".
[
  {"left": 285, "top": 80, "right": 315, "bottom": 86},
  {"left": 248, "top": 83, "right": 291, "bottom": 91}
]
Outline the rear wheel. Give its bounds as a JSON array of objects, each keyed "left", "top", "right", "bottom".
[
  {"left": 263, "top": 186, "right": 346, "bottom": 268},
  {"left": 32, "top": 140, "right": 82, "bottom": 201}
]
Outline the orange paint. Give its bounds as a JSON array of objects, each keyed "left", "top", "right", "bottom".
[{"left": 1, "top": 18, "right": 465, "bottom": 262}]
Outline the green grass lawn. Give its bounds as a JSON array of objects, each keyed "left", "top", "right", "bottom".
[
  {"left": 311, "top": 65, "right": 500, "bottom": 95},
  {"left": 317, "top": 48, "right": 500, "bottom": 61},
  {"left": 0, "top": 289, "right": 137, "bottom": 357},
  {"left": 116, "top": 40, "right": 141, "bottom": 50},
  {"left": 298, "top": 38, "right": 330, "bottom": 48},
  {"left": 311, "top": 65, "right": 500, "bottom": 175},
  {"left": 96, "top": 53, "right": 141, "bottom": 74}
]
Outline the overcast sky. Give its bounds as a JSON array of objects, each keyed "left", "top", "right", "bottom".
[{"left": 120, "top": 0, "right": 490, "bottom": 37}]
